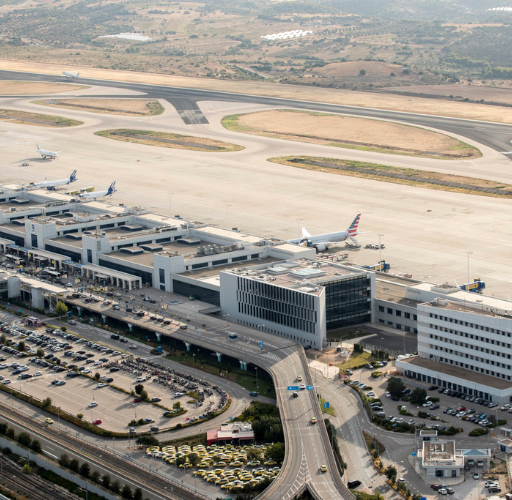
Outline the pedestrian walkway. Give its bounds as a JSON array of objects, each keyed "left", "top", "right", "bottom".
[{"left": 308, "top": 360, "right": 339, "bottom": 378}]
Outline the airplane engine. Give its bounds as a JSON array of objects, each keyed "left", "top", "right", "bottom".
[{"left": 314, "top": 244, "right": 326, "bottom": 252}]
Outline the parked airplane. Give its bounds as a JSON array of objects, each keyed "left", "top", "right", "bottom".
[
  {"left": 36, "top": 144, "right": 60, "bottom": 159},
  {"left": 62, "top": 70, "right": 80, "bottom": 78},
  {"left": 288, "top": 214, "right": 362, "bottom": 251},
  {"left": 77, "top": 182, "right": 116, "bottom": 199},
  {"left": 31, "top": 170, "right": 77, "bottom": 190}
]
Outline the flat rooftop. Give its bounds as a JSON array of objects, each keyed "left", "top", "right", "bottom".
[
  {"left": 375, "top": 279, "right": 419, "bottom": 307},
  {"left": 399, "top": 356, "right": 512, "bottom": 390},
  {"left": 1, "top": 224, "right": 25, "bottom": 234},
  {"left": 1, "top": 200, "right": 44, "bottom": 211},
  {"left": 179, "top": 257, "right": 281, "bottom": 279},
  {"left": 49, "top": 237, "right": 84, "bottom": 249},
  {"left": 104, "top": 250, "right": 155, "bottom": 267},
  {"left": 422, "top": 299, "right": 512, "bottom": 320},
  {"left": 225, "top": 259, "right": 367, "bottom": 294}
]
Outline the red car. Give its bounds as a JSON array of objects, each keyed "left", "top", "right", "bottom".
[
  {"left": 92, "top": 419, "right": 102, "bottom": 425},
  {"left": 456, "top": 406, "right": 466, "bottom": 412},
  {"left": 430, "top": 485, "right": 440, "bottom": 491},
  {"left": 134, "top": 398, "right": 142, "bottom": 403}
]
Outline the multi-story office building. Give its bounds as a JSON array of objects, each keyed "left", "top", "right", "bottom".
[
  {"left": 397, "top": 296, "right": 512, "bottom": 403},
  {"left": 220, "top": 259, "right": 375, "bottom": 350}
]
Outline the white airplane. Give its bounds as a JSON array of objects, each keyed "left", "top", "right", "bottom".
[
  {"left": 62, "top": 70, "right": 80, "bottom": 78},
  {"left": 31, "top": 170, "right": 77, "bottom": 190},
  {"left": 77, "top": 182, "right": 116, "bottom": 200},
  {"left": 288, "top": 214, "right": 362, "bottom": 252},
  {"left": 37, "top": 144, "right": 61, "bottom": 160}
]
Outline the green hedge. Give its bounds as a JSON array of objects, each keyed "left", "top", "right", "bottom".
[{"left": 469, "top": 428, "right": 489, "bottom": 436}]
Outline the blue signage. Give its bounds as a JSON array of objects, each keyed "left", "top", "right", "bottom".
[
  {"left": 306, "top": 385, "right": 314, "bottom": 390},
  {"left": 287, "top": 386, "right": 299, "bottom": 391},
  {"left": 260, "top": 341, "right": 264, "bottom": 349},
  {"left": 323, "top": 402, "right": 330, "bottom": 409}
]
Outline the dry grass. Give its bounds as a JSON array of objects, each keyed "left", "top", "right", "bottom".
[
  {"left": 95, "top": 129, "right": 244, "bottom": 152},
  {"left": 270, "top": 156, "right": 512, "bottom": 199},
  {"left": 0, "top": 80, "right": 88, "bottom": 95},
  {"left": 224, "top": 110, "right": 480, "bottom": 159},
  {"left": 33, "top": 98, "right": 165, "bottom": 116},
  {"left": 3, "top": 60, "right": 512, "bottom": 124},
  {"left": 0, "top": 108, "right": 82, "bottom": 127}
]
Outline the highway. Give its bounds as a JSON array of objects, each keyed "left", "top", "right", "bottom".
[
  {"left": 1, "top": 69, "right": 512, "bottom": 151},
  {"left": 64, "top": 295, "right": 352, "bottom": 500}
]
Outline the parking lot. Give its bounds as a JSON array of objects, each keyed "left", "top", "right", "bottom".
[{"left": 0, "top": 318, "right": 227, "bottom": 433}]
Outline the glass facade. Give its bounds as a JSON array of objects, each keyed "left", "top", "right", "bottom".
[
  {"left": 324, "top": 276, "right": 371, "bottom": 330},
  {"left": 237, "top": 277, "right": 317, "bottom": 333},
  {"left": 173, "top": 280, "right": 220, "bottom": 306},
  {"left": 45, "top": 244, "right": 81, "bottom": 263},
  {"left": 98, "top": 259, "right": 153, "bottom": 286}
]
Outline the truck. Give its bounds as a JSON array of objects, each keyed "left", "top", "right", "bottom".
[
  {"left": 460, "top": 278, "right": 485, "bottom": 293},
  {"left": 362, "top": 260, "right": 390, "bottom": 272}
]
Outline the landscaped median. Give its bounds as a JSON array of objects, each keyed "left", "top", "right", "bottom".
[
  {"left": 94, "top": 128, "right": 244, "bottom": 152},
  {"left": 0, "top": 108, "right": 83, "bottom": 127}
]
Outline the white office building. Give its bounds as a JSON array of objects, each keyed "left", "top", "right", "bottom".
[{"left": 397, "top": 296, "right": 512, "bottom": 403}]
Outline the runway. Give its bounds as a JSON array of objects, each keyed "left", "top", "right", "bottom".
[{"left": 2, "top": 69, "right": 512, "bottom": 151}]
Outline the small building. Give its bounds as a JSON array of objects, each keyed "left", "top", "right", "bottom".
[
  {"left": 23, "top": 316, "right": 42, "bottom": 327},
  {"left": 497, "top": 438, "right": 512, "bottom": 454},
  {"left": 419, "top": 439, "right": 464, "bottom": 479},
  {"left": 206, "top": 422, "right": 254, "bottom": 446}
]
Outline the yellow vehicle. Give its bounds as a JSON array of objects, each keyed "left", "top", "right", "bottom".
[
  {"left": 264, "top": 460, "right": 277, "bottom": 466},
  {"left": 229, "top": 461, "right": 243, "bottom": 467},
  {"left": 215, "top": 479, "right": 228, "bottom": 485},
  {"left": 193, "top": 471, "right": 205, "bottom": 477},
  {"left": 310, "top": 417, "right": 318, "bottom": 425},
  {"left": 240, "top": 476, "right": 252, "bottom": 482},
  {"left": 197, "top": 462, "right": 209, "bottom": 468},
  {"left": 45, "top": 418, "right": 54, "bottom": 424},
  {"left": 297, "top": 375, "right": 303, "bottom": 382},
  {"left": 206, "top": 476, "right": 217, "bottom": 483},
  {"left": 216, "top": 461, "right": 227, "bottom": 466},
  {"left": 214, "top": 469, "right": 224, "bottom": 474},
  {"left": 320, "top": 465, "right": 327, "bottom": 473}
]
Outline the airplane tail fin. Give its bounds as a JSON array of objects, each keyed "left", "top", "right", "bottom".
[
  {"left": 107, "top": 181, "right": 116, "bottom": 196},
  {"left": 70, "top": 170, "right": 77, "bottom": 183},
  {"left": 347, "top": 214, "right": 361, "bottom": 237},
  {"left": 36, "top": 143, "right": 40, "bottom": 150}
]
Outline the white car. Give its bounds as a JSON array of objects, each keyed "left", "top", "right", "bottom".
[
  {"left": 88, "top": 402, "right": 98, "bottom": 408},
  {"left": 129, "top": 344, "right": 138, "bottom": 349},
  {"left": 135, "top": 377, "right": 146, "bottom": 383},
  {"left": 422, "top": 401, "right": 433, "bottom": 407},
  {"left": 366, "top": 392, "right": 376, "bottom": 398},
  {"left": 385, "top": 391, "right": 391, "bottom": 398},
  {"left": 473, "top": 473, "right": 480, "bottom": 480},
  {"left": 80, "top": 368, "right": 90, "bottom": 374},
  {"left": 97, "top": 383, "right": 106, "bottom": 388},
  {"left": 33, "top": 371, "right": 42, "bottom": 377}
]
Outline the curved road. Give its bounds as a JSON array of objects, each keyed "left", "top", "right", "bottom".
[{"left": 1, "top": 70, "right": 512, "bottom": 151}]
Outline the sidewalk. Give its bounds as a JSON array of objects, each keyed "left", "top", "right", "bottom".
[{"left": 308, "top": 359, "right": 339, "bottom": 379}]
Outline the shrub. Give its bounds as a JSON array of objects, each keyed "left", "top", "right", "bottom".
[
  {"left": 31, "top": 439, "right": 42, "bottom": 453},
  {"left": 69, "top": 458, "right": 79, "bottom": 472},
  {"left": 17, "top": 431, "right": 32, "bottom": 447},
  {"left": 111, "top": 480, "right": 121, "bottom": 494},
  {"left": 469, "top": 428, "right": 488, "bottom": 436},
  {"left": 59, "top": 454, "right": 70, "bottom": 468},
  {"left": 79, "top": 462, "right": 90, "bottom": 478},
  {"left": 122, "top": 484, "right": 133, "bottom": 499},
  {"left": 102, "top": 474, "right": 111, "bottom": 489}
]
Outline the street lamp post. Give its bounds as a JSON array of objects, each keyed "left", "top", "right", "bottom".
[
  {"left": 378, "top": 234, "right": 384, "bottom": 265},
  {"left": 13, "top": 475, "right": 16, "bottom": 500},
  {"left": 465, "top": 251, "right": 473, "bottom": 289}
]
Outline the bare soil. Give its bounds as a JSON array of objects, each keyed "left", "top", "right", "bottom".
[
  {"left": 3, "top": 60, "right": 512, "bottom": 124},
  {"left": 33, "top": 98, "right": 164, "bottom": 116},
  {"left": 232, "top": 110, "right": 479, "bottom": 159},
  {"left": 314, "top": 61, "right": 412, "bottom": 79},
  {"left": 0, "top": 81, "right": 88, "bottom": 95},
  {"left": 0, "top": 108, "right": 82, "bottom": 127}
]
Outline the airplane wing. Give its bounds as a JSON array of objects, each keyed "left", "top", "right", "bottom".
[{"left": 301, "top": 227, "right": 312, "bottom": 239}]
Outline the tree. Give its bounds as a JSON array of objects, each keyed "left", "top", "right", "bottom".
[
  {"left": 386, "top": 377, "right": 405, "bottom": 398},
  {"left": 31, "top": 439, "right": 42, "bottom": 453},
  {"left": 18, "top": 340, "right": 25, "bottom": 352},
  {"left": 111, "top": 480, "right": 121, "bottom": 494},
  {"left": 55, "top": 301, "right": 68, "bottom": 321},
  {"left": 385, "top": 465, "right": 397, "bottom": 484},
  {"left": 0, "top": 333, "right": 6, "bottom": 344},
  {"left": 247, "top": 448, "right": 262, "bottom": 461},
  {"left": 77, "top": 413, "right": 84, "bottom": 420},
  {"left": 136, "top": 435, "right": 159, "bottom": 447},
  {"left": 69, "top": 458, "right": 80, "bottom": 472},
  {"left": 359, "top": 69, "right": 366, "bottom": 76},
  {"left": 266, "top": 442, "right": 285, "bottom": 464},
  {"left": 5, "top": 428, "right": 15, "bottom": 439},
  {"left": 140, "top": 389, "right": 148, "bottom": 401},
  {"left": 134, "top": 384, "right": 144, "bottom": 395},
  {"left": 176, "top": 456, "right": 187, "bottom": 467},
  {"left": 17, "top": 432, "right": 32, "bottom": 447},
  {"left": 36, "top": 349, "right": 44, "bottom": 359},
  {"left": 122, "top": 484, "right": 133, "bottom": 499},
  {"left": 79, "top": 462, "right": 90, "bottom": 478},
  {"left": 42, "top": 397, "right": 52, "bottom": 408},
  {"left": 94, "top": 373, "right": 100, "bottom": 381},
  {"left": 410, "top": 387, "right": 427, "bottom": 405},
  {"left": 59, "top": 454, "right": 70, "bottom": 468},
  {"left": 188, "top": 452, "right": 200, "bottom": 467},
  {"left": 102, "top": 474, "right": 111, "bottom": 489},
  {"left": 134, "top": 488, "right": 143, "bottom": 500},
  {"left": 91, "top": 470, "right": 101, "bottom": 483},
  {"left": 173, "top": 401, "right": 181, "bottom": 410}
]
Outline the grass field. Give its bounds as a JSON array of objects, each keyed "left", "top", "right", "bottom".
[
  {"left": 0, "top": 108, "right": 83, "bottom": 127},
  {"left": 320, "top": 397, "right": 335, "bottom": 417},
  {"left": 95, "top": 129, "right": 244, "bottom": 152},
  {"left": 222, "top": 110, "right": 481, "bottom": 159},
  {"left": 34, "top": 98, "right": 165, "bottom": 116},
  {"left": 338, "top": 351, "right": 375, "bottom": 370},
  {"left": 268, "top": 156, "right": 512, "bottom": 199}
]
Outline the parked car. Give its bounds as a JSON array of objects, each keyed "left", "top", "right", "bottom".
[{"left": 92, "top": 419, "right": 102, "bottom": 425}]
